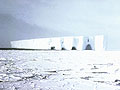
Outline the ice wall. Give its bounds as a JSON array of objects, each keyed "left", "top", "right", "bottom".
[
  {"left": 72, "top": 37, "right": 79, "bottom": 50},
  {"left": 11, "top": 38, "right": 49, "bottom": 49},
  {"left": 11, "top": 36, "right": 105, "bottom": 51},
  {"left": 49, "top": 38, "right": 61, "bottom": 50},
  {"left": 95, "top": 35, "right": 104, "bottom": 51},
  {"left": 72, "top": 36, "right": 83, "bottom": 50},
  {"left": 82, "top": 36, "right": 95, "bottom": 50},
  {"left": 60, "top": 37, "right": 73, "bottom": 50}
]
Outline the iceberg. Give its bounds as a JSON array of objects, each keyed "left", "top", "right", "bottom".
[{"left": 11, "top": 35, "right": 105, "bottom": 51}]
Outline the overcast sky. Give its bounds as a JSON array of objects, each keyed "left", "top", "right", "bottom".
[{"left": 0, "top": 0, "right": 120, "bottom": 50}]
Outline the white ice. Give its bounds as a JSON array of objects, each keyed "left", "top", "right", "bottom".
[{"left": 0, "top": 50, "right": 120, "bottom": 90}]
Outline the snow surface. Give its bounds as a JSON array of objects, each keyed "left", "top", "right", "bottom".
[{"left": 0, "top": 50, "right": 120, "bottom": 90}]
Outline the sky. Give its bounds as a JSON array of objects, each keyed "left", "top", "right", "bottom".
[{"left": 0, "top": 0, "right": 120, "bottom": 50}]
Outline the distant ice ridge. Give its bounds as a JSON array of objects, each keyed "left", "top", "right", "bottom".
[{"left": 11, "top": 35, "right": 105, "bottom": 51}]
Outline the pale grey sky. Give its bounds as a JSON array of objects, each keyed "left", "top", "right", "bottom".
[{"left": 0, "top": 0, "right": 120, "bottom": 50}]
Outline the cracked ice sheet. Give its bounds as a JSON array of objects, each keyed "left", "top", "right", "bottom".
[{"left": 0, "top": 50, "right": 120, "bottom": 90}]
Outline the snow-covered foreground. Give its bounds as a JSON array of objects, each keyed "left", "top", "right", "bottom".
[{"left": 0, "top": 50, "right": 120, "bottom": 90}]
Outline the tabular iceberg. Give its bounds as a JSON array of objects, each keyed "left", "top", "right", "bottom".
[{"left": 11, "top": 35, "right": 105, "bottom": 51}]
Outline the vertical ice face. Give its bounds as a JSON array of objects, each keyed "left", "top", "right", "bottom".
[
  {"left": 77, "top": 36, "right": 83, "bottom": 50},
  {"left": 72, "top": 38, "right": 79, "bottom": 50},
  {"left": 36, "top": 38, "right": 49, "bottom": 49},
  {"left": 49, "top": 38, "right": 61, "bottom": 50},
  {"left": 72, "top": 36, "right": 83, "bottom": 50},
  {"left": 11, "top": 35, "right": 104, "bottom": 50},
  {"left": 48, "top": 38, "right": 52, "bottom": 49},
  {"left": 95, "top": 35, "right": 104, "bottom": 51},
  {"left": 82, "top": 36, "right": 95, "bottom": 50},
  {"left": 32, "top": 39, "right": 49, "bottom": 49},
  {"left": 11, "top": 38, "right": 50, "bottom": 49},
  {"left": 11, "top": 39, "right": 35, "bottom": 49},
  {"left": 60, "top": 37, "right": 73, "bottom": 50},
  {"left": 63, "top": 37, "right": 73, "bottom": 50},
  {"left": 60, "top": 38, "right": 65, "bottom": 50}
]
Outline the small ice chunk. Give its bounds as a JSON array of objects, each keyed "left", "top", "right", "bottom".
[{"left": 0, "top": 58, "right": 6, "bottom": 61}]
